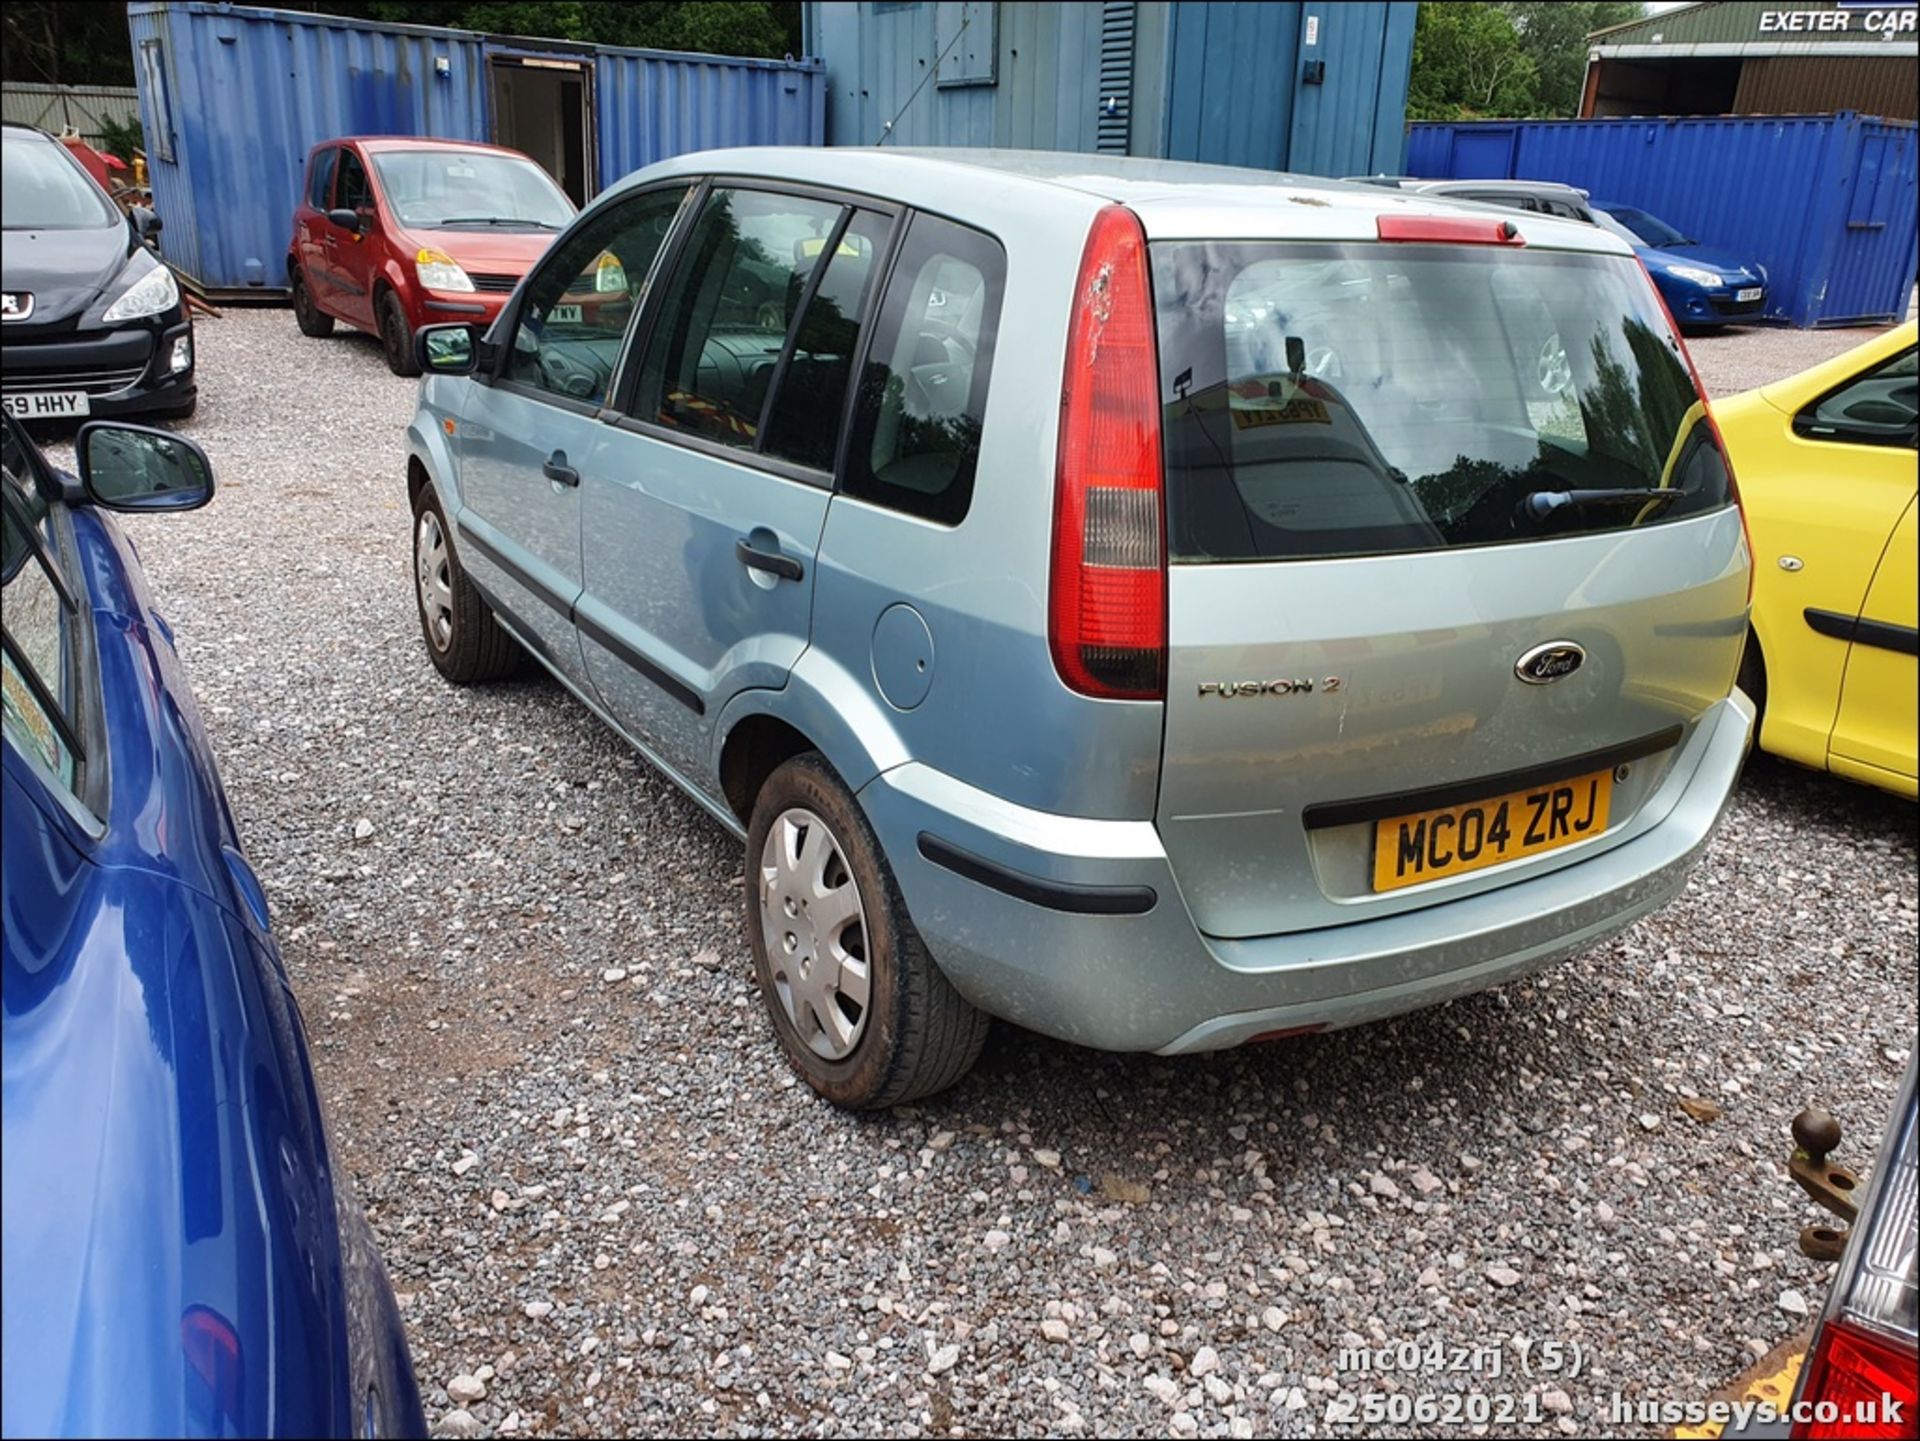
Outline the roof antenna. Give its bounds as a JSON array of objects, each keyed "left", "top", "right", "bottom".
[{"left": 877, "top": 14, "right": 970, "bottom": 146}]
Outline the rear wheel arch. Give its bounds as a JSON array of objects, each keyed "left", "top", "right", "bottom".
[{"left": 720, "top": 715, "right": 818, "bottom": 826}]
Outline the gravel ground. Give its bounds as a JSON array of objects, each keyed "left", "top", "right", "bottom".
[
  {"left": 1686, "top": 319, "right": 1903, "bottom": 397},
  {"left": 57, "top": 312, "right": 1919, "bottom": 1438}
]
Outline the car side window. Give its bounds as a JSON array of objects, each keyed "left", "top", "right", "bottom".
[
  {"left": 503, "top": 183, "right": 692, "bottom": 407},
  {"left": 1795, "top": 346, "right": 1918, "bottom": 449},
  {"left": 629, "top": 187, "right": 855, "bottom": 455},
  {"left": 308, "top": 148, "right": 338, "bottom": 210},
  {"left": 336, "top": 149, "right": 371, "bottom": 212},
  {"left": 759, "top": 208, "right": 892, "bottom": 471},
  {"left": 1, "top": 464, "right": 82, "bottom": 799},
  {"left": 839, "top": 213, "right": 1006, "bottom": 525}
]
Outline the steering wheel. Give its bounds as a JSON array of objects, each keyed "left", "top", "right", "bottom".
[{"left": 901, "top": 317, "right": 978, "bottom": 413}]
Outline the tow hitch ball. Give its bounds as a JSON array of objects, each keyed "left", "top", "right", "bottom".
[{"left": 1787, "top": 1105, "right": 1861, "bottom": 1262}]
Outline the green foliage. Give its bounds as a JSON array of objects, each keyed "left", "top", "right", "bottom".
[
  {"left": 95, "top": 111, "right": 144, "bottom": 164},
  {"left": 1, "top": 2, "right": 137, "bottom": 85},
  {"left": 1408, "top": 1, "right": 1645, "bottom": 122}
]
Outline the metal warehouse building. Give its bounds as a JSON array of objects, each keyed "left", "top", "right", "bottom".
[
  {"left": 802, "top": 1, "right": 1418, "bottom": 177},
  {"left": 129, "top": 0, "right": 825, "bottom": 293},
  {"left": 1582, "top": 0, "right": 1918, "bottom": 121}
]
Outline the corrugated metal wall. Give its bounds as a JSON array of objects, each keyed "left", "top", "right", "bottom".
[
  {"left": 1158, "top": 1, "right": 1300, "bottom": 167},
  {"left": 1, "top": 83, "right": 142, "bottom": 147},
  {"left": 804, "top": 0, "right": 1109, "bottom": 150},
  {"left": 1406, "top": 113, "right": 1919, "bottom": 327},
  {"left": 1734, "top": 57, "right": 1918, "bottom": 123},
  {"left": 1287, "top": 1, "right": 1419, "bottom": 177},
  {"left": 804, "top": 0, "right": 1415, "bottom": 175},
  {"left": 127, "top": 1, "right": 825, "bottom": 292},
  {"left": 593, "top": 50, "right": 825, "bottom": 192},
  {"left": 129, "top": 2, "right": 489, "bottom": 289}
]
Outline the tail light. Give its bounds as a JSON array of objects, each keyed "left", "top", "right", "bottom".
[
  {"left": 1050, "top": 205, "right": 1166, "bottom": 701},
  {"left": 1790, "top": 1068, "right": 1918, "bottom": 1439},
  {"left": 1636, "top": 257, "right": 1755, "bottom": 606}
]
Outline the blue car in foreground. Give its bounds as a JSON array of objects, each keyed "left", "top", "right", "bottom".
[
  {"left": 1590, "top": 199, "right": 1769, "bottom": 328},
  {"left": 1, "top": 413, "right": 423, "bottom": 1438}
]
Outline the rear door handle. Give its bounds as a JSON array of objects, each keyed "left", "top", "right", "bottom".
[
  {"left": 543, "top": 450, "right": 580, "bottom": 487},
  {"left": 735, "top": 537, "right": 804, "bottom": 582}
]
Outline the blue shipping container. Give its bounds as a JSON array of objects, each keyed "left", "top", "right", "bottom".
[
  {"left": 127, "top": 1, "right": 824, "bottom": 292},
  {"left": 1405, "top": 112, "right": 1918, "bottom": 329},
  {"left": 804, "top": 1, "right": 1416, "bottom": 177}
]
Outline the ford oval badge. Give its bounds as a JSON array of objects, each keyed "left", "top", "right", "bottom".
[{"left": 1515, "top": 641, "right": 1586, "bottom": 685}]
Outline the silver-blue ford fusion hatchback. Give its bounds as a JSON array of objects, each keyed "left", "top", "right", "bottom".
[{"left": 404, "top": 149, "right": 1754, "bottom": 1108}]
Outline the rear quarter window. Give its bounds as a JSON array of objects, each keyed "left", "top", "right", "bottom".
[
  {"left": 1153, "top": 242, "right": 1728, "bottom": 562},
  {"left": 839, "top": 213, "right": 1006, "bottom": 525}
]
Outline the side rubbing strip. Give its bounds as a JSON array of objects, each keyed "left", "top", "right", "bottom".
[
  {"left": 917, "top": 833, "right": 1157, "bottom": 916},
  {"left": 457, "top": 521, "right": 705, "bottom": 714},
  {"left": 1806, "top": 607, "right": 1920, "bottom": 657}
]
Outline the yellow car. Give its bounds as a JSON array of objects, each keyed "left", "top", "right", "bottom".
[{"left": 1714, "top": 321, "right": 1917, "bottom": 797}]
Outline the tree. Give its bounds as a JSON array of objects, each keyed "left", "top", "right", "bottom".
[
  {"left": 1407, "top": 2, "right": 1538, "bottom": 121},
  {"left": 1406, "top": 1, "right": 1645, "bottom": 122},
  {"left": 1502, "top": 2, "right": 1644, "bottom": 117}
]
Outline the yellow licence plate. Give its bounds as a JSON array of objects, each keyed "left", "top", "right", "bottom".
[{"left": 1372, "top": 768, "right": 1613, "bottom": 892}]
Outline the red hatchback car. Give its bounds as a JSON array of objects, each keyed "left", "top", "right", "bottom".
[{"left": 288, "top": 137, "right": 574, "bottom": 375}]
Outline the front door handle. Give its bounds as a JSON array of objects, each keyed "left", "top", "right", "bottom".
[
  {"left": 735, "top": 537, "right": 804, "bottom": 583},
  {"left": 543, "top": 450, "right": 580, "bottom": 487}
]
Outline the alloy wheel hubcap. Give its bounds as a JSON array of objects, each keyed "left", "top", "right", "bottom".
[
  {"left": 758, "top": 807, "right": 871, "bottom": 1060},
  {"left": 415, "top": 511, "right": 455, "bottom": 651},
  {"left": 1538, "top": 333, "right": 1573, "bottom": 395}
]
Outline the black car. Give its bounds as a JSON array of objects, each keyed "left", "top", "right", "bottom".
[{"left": 2, "top": 122, "right": 195, "bottom": 422}]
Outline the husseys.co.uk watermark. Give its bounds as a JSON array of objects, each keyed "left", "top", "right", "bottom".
[
  {"left": 1604, "top": 1392, "right": 1907, "bottom": 1432},
  {"left": 1324, "top": 1337, "right": 1904, "bottom": 1431}
]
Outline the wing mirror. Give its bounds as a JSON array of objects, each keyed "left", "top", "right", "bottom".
[
  {"left": 414, "top": 324, "right": 482, "bottom": 377},
  {"left": 75, "top": 422, "right": 214, "bottom": 513},
  {"left": 130, "top": 206, "right": 164, "bottom": 246},
  {"left": 326, "top": 207, "right": 367, "bottom": 234}
]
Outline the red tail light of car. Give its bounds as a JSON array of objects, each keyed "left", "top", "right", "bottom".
[{"left": 1049, "top": 204, "right": 1166, "bottom": 702}]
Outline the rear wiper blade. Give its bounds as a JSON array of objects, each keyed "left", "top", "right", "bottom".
[{"left": 1522, "top": 488, "right": 1684, "bottom": 521}]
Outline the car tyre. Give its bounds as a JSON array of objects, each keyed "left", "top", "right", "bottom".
[
  {"left": 746, "top": 753, "right": 988, "bottom": 1109},
  {"left": 411, "top": 485, "right": 522, "bottom": 684},
  {"left": 380, "top": 290, "right": 421, "bottom": 377},
  {"left": 1737, "top": 628, "right": 1767, "bottom": 736},
  {"left": 292, "top": 269, "right": 335, "bottom": 338}
]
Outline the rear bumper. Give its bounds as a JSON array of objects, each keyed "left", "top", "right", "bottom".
[{"left": 861, "top": 691, "right": 1753, "bottom": 1054}]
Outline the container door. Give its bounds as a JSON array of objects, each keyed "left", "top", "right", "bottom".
[{"left": 487, "top": 53, "right": 595, "bottom": 207}]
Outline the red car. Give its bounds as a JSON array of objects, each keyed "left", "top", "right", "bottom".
[{"left": 288, "top": 137, "right": 574, "bottom": 375}]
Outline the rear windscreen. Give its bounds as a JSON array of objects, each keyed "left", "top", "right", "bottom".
[{"left": 1152, "top": 243, "right": 1731, "bottom": 563}]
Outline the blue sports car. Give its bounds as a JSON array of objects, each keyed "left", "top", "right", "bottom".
[
  {"left": 1, "top": 412, "right": 424, "bottom": 1438},
  {"left": 1590, "top": 199, "right": 1769, "bottom": 329}
]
